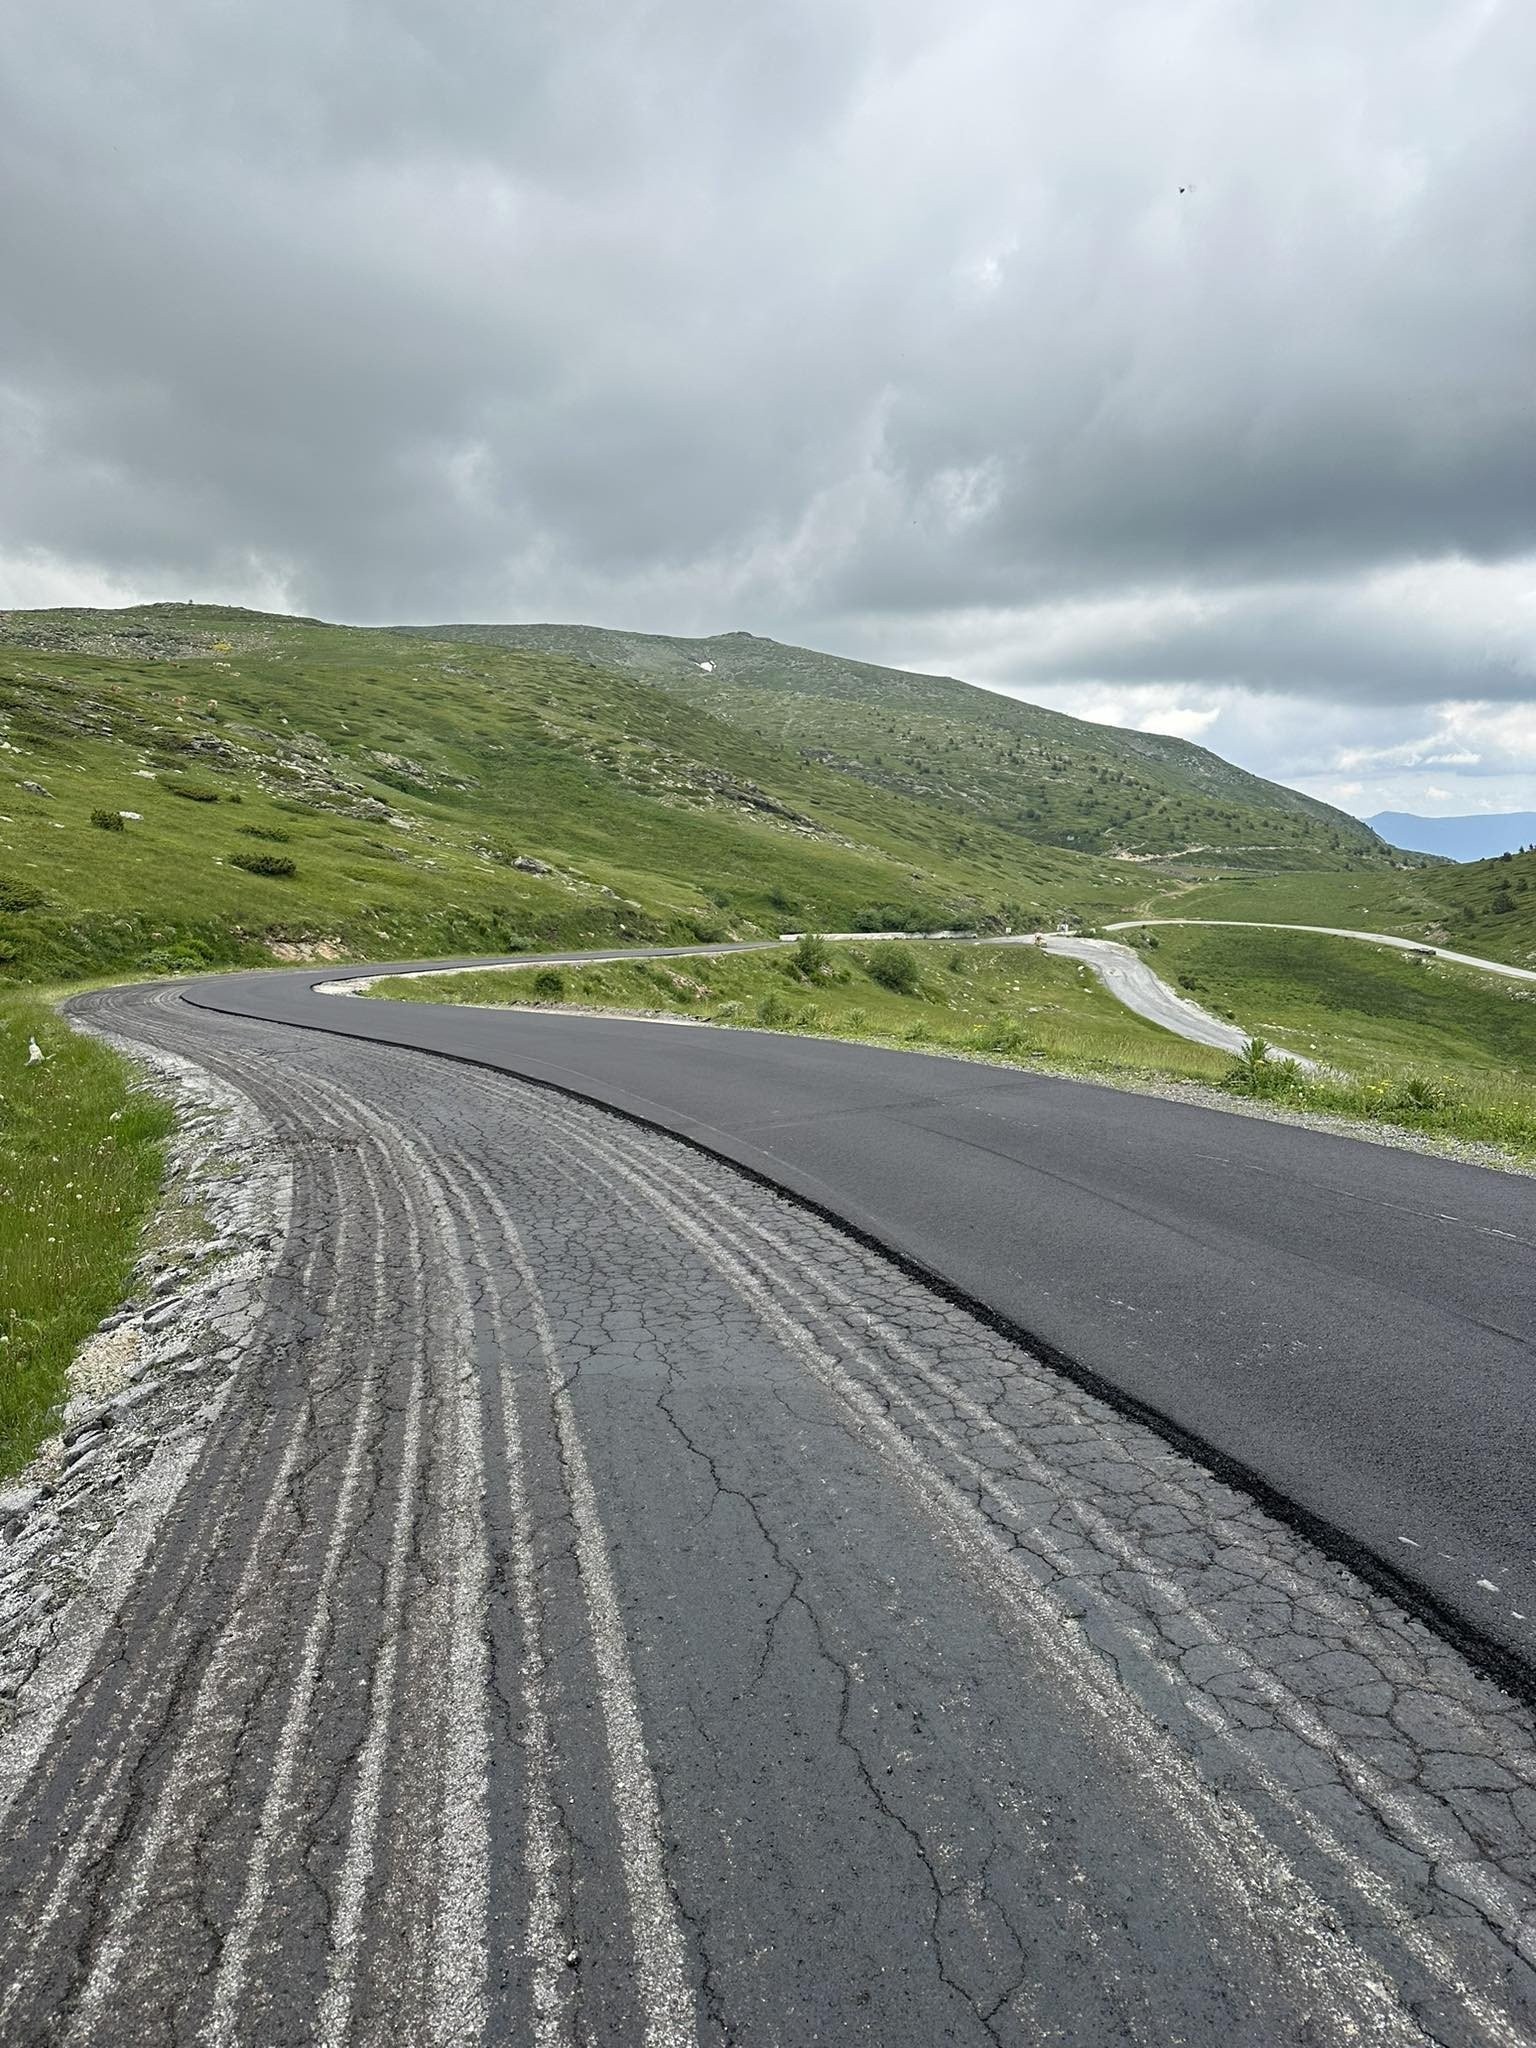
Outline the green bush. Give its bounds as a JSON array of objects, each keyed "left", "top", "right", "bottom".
[
  {"left": 236, "top": 825, "right": 292, "bottom": 843},
  {"left": 89, "top": 809, "right": 125, "bottom": 831},
  {"left": 1221, "top": 1037, "right": 1307, "bottom": 1099},
  {"left": 1387, "top": 1073, "right": 1448, "bottom": 1114},
  {"left": 530, "top": 967, "right": 566, "bottom": 999},
  {"left": 229, "top": 851, "right": 297, "bottom": 878},
  {"left": 792, "top": 931, "right": 831, "bottom": 978},
  {"left": 164, "top": 779, "right": 221, "bottom": 803},
  {"left": 867, "top": 941, "right": 921, "bottom": 995}
]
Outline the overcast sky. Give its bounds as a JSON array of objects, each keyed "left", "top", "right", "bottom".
[{"left": 3, "top": 1, "right": 1533, "bottom": 818}]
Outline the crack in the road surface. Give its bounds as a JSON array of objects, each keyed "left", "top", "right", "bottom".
[{"left": 0, "top": 983, "right": 1532, "bottom": 2046}]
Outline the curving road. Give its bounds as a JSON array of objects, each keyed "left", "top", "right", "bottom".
[
  {"left": 1106, "top": 917, "right": 1536, "bottom": 984},
  {"left": 335, "top": 929, "right": 1299, "bottom": 1062},
  {"left": 186, "top": 951, "right": 1535, "bottom": 1684},
  {"left": 0, "top": 977, "right": 1533, "bottom": 2045},
  {"left": 1035, "top": 934, "right": 1313, "bottom": 1061}
]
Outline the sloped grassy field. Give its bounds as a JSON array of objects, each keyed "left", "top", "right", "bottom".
[
  {"left": 400, "top": 621, "right": 1404, "bottom": 872},
  {"left": 0, "top": 605, "right": 1162, "bottom": 985},
  {"left": 377, "top": 939, "right": 1235, "bottom": 1080},
  {"left": 1140, "top": 924, "right": 1536, "bottom": 1075}
]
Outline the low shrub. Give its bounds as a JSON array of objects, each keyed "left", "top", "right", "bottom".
[
  {"left": 236, "top": 825, "right": 292, "bottom": 843},
  {"left": 164, "top": 779, "right": 221, "bottom": 803},
  {"left": 791, "top": 931, "right": 831, "bottom": 979},
  {"left": 867, "top": 941, "right": 921, "bottom": 996},
  {"left": 230, "top": 852, "right": 297, "bottom": 878},
  {"left": 1220, "top": 1037, "right": 1307, "bottom": 1098},
  {"left": 1386, "top": 1073, "right": 1449, "bottom": 1114},
  {"left": 530, "top": 967, "right": 566, "bottom": 999},
  {"left": 89, "top": 808, "right": 125, "bottom": 832}
]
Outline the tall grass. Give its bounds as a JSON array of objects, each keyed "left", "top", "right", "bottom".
[
  {"left": 0, "top": 991, "right": 172, "bottom": 1474},
  {"left": 1220, "top": 1035, "right": 1536, "bottom": 1154}
]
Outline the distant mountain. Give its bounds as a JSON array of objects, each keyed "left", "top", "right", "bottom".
[
  {"left": 398, "top": 622, "right": 1399, "bottom": 874},
  {"left": 1366, "top": 812, "right": 1536, "bottom": 863}
]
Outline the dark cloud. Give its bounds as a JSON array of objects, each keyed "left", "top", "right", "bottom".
[{"left": 1, "top": 0, "right": 1532, "bottom": 806}]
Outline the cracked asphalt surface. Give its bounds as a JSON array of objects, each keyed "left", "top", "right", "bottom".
[
  {"left": 200, "top": 955, "right": 1536, "bottom": 1682},
  {"left": 3, "top": 981, "right": 1535, "bottom": 2045}
]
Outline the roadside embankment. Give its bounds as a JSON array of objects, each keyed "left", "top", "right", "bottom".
[
  {"left": 0, "top": 990, "right": 173, "bottom": 1476},
  {"left": 361, "top": 935, "right": 1536, "bottom": 1162}
]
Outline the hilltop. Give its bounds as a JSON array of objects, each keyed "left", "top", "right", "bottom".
[
  {"left": 400, "top": 621, "right": 1401, "bottom": 872},
  {"left": 1, "top": 604, "right": 1156, "bottom": 982}
]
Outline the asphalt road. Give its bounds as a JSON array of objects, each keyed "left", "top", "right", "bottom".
[
  {"left": 193, "top": 953, "right": 1535, "bottom": 1685},
  {"left": 3, "top": 978, "right": 1534, "bottom": 2045},
  {"left": 1106, "top": 918, "right": 1536, "bottom": 984}
]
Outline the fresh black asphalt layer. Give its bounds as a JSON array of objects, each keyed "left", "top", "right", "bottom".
[
  {"left": 3, "top": 977, "right": 1534, "bottom": 2045},
  {"left": 187, "top": 952, "right": 1536, "bottom": 1692}
]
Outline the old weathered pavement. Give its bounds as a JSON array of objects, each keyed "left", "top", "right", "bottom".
[
  {"left": 2, "top": 981, "right": 1534, "bottom": 2045},
  {"left": 193, "top": 953, "right": 1536, "bottom": 1685}
]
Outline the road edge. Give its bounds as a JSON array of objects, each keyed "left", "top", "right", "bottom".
[{"left": 176, "top": 978, "right": 1536, "bottom": 1714}]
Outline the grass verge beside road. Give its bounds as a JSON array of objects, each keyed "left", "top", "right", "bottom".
[
  {"left": 0, "top": 989, "right": 173, "bottom": 1475},
  {"left": 377, "top": 935, "right": 1536, "bottom": 1161}
]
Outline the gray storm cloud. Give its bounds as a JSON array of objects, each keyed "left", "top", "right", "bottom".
[{"left": 1, "top": 0, "right": 1532, "bottom": 812}]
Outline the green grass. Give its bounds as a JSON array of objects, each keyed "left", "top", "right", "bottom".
[
  {"left": 375, "top": 941, "right": 1241, "bottom": 1084},
  {"left": 1114, "top": 923, "right": 1536, "bottom": 1153},
  {"left": 0, "top": 990, "right": 173, "bottom": 1474},
  {"left": 0, "top": 604, "right": 1173, "bottom": 984},
  {"left": 1154, "top": 851, "right": 1536, "bottom": 970},
  {"left": 379, "top": 933, "right": 1536, "bottom": 1159}
]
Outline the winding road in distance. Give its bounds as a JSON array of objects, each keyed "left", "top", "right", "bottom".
[{"left": 0, "top": 955, "right": 1532, "bottom": 2045}]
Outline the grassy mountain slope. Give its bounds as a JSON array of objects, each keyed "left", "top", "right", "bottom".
[
  {"left": 401, "top": 621, "right": 1405, "bottom": 872},
  {"left": 0, "top": 605, "right": 1157, "bottom": 982}
]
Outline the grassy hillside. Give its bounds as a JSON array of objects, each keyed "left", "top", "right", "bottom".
[
  {"left": 376, "top": 939, "right": 1236, "bottom": 1084},
  {"left": 1159, "top": 850, "right": 1536, "bottom": 969},
  {"left": 402, "top": 621, "right": 1409, "bottom": 873},
  {"left": 0, "top": 604, "right": 1162, "bottom": 982}
]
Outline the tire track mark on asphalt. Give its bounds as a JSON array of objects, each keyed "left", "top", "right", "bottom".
[
  {"left": 313, "top": 1135, "right": 430, "bottom": 2048},
  {"left": 437, "top": 1166, "right": 572, "bottom": 2048},
  {"left": 456, "top": 1153, "right": 699, "bottom": 2048},
  {"left": 200, "top": 1127, "right": 403, "bottom": 2046},
  {"left": 265, "top": 1065, "right": 495, "bottom": 2048},
  {"left": 55, "top": 1133, "right": 394, "bottom": 2046},
  {"left": 554, "top": 1105, "right": 1535, "bottom": 2042},
  {"left": 0, "top": 1076, "right": 356, "bottom": 2036},
  {"left": 478, "top": 1089, "right": 1462, "bottom": 2047}
]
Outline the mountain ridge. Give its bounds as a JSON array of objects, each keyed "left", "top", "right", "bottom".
[{"left": 398, "top": 619, "right": 1399, "bottom": 872}]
